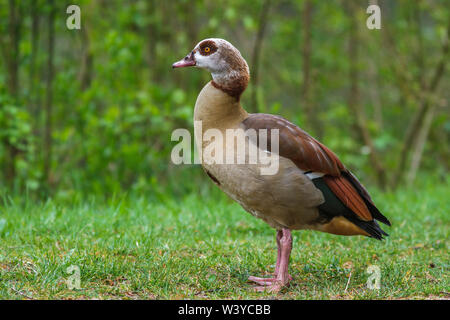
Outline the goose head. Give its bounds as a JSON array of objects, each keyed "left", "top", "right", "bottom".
[{"left": 172, "top": 38, "right": 250, "bottom": 99}]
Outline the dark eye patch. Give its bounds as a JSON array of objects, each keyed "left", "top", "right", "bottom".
[{"left": 199, "top": 40, "right": 218, "bottom": 56}]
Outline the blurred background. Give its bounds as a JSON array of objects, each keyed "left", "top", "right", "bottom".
[{"left": 0, "top": 0, "right": 448, "bottom": 201}]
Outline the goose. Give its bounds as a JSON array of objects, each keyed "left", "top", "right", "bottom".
[{"left": 172, "top": 38, "right": 391, "bottom": 293}]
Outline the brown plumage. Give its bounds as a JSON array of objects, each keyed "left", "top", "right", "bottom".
[
  {"left": 243, "top": 114, "right": 344, "bottom": 176},
  {"left": 173, "top": 38, "right": 391, "bottom": 293},
  {"left": 323, "top": 175, "right": 372, "bottom": 221},
  {"left": 242, "top": 113, "right": 379, "bottom": 224}
]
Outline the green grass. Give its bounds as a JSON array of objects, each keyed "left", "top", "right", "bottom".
[{"left": 0, "top": 177, "right": 448, "bottom": 300}]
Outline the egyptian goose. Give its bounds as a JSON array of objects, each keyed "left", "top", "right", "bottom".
[{"left": 173, "top": 38, "right": 391, "bottom": 292}]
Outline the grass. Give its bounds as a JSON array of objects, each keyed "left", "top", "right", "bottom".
[{"left": 0, "top": 177, "right": 448, "bottom": 300}]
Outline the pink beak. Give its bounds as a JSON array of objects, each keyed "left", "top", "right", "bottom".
[{"left": 172, "top": 51, "right": 196, "bottom": 68}]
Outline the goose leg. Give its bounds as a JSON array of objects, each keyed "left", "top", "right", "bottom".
[
  {"left": 248, "top": 228, "right": 293, "bottom": 292},
  {"left": 248, "top": 230, "right": 282, "bottom": 285},
  {"left": 274, "top": 229, "right": 282, "bottom": 276}
]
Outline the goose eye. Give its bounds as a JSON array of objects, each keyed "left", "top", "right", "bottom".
[{"left": 204, "top": 47, "right": 211, "bottom": 53}]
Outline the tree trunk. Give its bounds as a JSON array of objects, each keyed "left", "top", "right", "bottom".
[
  {"left": 2, "top": 0, "right": 22, "bottom": 188},
  {"left": 146, "top": 0, "right": 158, "bottom": 82},
  {"left": 183, "top": 1, "right": 198, "bottom": 46},
  {"left": 250, "top": 0, "right": 271, "bottom": 113},
  {"left": 301, "top": 0, "right": 322, "bottom": 138},
  {"left": 79, "top": 25, "right": 93, "bottom": 91},
  {"left": 393, "top": 24, "right": 448, "bottom": 187},
  {"left": 406, "top": 106, "right": 436, "bottom": 184},
  {"left": 43, "top": 0, "right": 55, "bottom": 188},
  {"left": 347, "top": 1, "right": 387, "bottom": 189},
  {"left": 30, "top": 0, "right": 41, "bottom": 120}
]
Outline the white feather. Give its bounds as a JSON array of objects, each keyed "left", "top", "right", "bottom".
[{"left": 305, "top": 172, "right": 325, "bottom": 180}]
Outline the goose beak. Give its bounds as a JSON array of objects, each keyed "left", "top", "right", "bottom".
[{"left": 172, "top": 51, "right": 196, "bottom": 68}]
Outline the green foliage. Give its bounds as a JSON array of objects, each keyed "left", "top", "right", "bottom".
[{"left": 0, "top": 0, "right": 448, "bottom": 197}]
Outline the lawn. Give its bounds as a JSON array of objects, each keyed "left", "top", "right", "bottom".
[{"left": 0, "top": 177, "right": 448, "bottom": 300}]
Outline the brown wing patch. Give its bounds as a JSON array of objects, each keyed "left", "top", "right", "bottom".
[
  {"left": 242, "top": 114, "right": 345, "bottom": 176},
  {"left": 323, "top": 175, "right": 372, "bottom": 221}
]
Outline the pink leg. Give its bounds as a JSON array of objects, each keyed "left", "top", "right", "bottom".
[
  {"left": 274, "top": 230, "right": 282, "bottom": 276},
  {"left": 248, "top": 228, "right": 293, "bottom": 292},
  {"left": 248, "top": 230, "right": 282, "bottom": 285}
]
